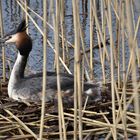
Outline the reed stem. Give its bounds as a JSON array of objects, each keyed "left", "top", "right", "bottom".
[
  {"left": 0, "top": 0, "right": 6, "bottom": 82},
  {"left": 39, "top": 0, "right": 47, "bottom": 139}
]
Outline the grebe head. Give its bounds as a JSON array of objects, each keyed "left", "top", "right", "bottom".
[{"left": 4, "top": 20, "right": 32, "bottom": 56}]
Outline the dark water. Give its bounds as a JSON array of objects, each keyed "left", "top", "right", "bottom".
[
  {"left": 0, "top": 0, "right": 140, "bottom": 80},
  {"left": 1, "top": 0, "right": 92, "bottom": 72}
]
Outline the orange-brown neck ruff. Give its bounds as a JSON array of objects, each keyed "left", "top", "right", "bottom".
[{"left": 15, "top": 31, "right": 32, "bottom": 56}]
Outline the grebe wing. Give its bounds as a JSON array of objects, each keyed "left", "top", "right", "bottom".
[{"left": 25, "top": 71, "right": 74, "bottom": 90}]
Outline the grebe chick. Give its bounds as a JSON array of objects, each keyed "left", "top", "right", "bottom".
[{"left": 3, "top": 20, "right": 101, "bottom": 103}]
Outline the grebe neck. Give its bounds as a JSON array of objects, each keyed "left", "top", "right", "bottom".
[
  {"left": 9, "top": 52, "right": 28, "bottom": 83},
  {"left": 8, "top": 51, "right": 28, "bottom": 97}
]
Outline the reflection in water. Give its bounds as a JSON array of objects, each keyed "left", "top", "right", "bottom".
[{"left": 1, "top": 0, "right": 92, "bottom": 73}]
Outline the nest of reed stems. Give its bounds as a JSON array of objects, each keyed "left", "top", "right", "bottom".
[
  {"left": 0, "top": 79, "right": 138, "bottom": 140},
  {"left": 0, "top": 80, "right": 116, "bottom": 140}
]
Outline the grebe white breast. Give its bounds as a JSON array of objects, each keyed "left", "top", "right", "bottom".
[{"left": 2, "top": 20, "right": 101, "bottom": 103}]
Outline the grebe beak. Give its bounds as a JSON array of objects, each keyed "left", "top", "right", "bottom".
[
  {"left": 4, "top": 34, "right": 16, "bottom": 44},
  {"left": 0, "top": 36, "right": 12, "bottom": 44},
  {"left": 0, "top": 29, "right": 16, "bottom": 44}
]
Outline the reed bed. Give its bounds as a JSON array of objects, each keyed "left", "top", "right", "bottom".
[{"left": 0, "top": 0, "right": 140, "bottom": 139}]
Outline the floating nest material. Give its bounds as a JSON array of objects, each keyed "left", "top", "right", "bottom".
[{"left": 0, "top": 81, "right": 117, "bottom": 140}]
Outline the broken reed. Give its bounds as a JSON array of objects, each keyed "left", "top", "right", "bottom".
[{"left": 0, "top": 0, "right": 140, "bottom": 139}]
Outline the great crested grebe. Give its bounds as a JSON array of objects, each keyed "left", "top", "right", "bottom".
[{"left": 2, "top": 20, "right": 102, "bottom": 103}]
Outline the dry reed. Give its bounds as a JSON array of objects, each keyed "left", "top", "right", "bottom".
[
  {"left": 0, "top": 0, "right": 140, "bottom": 140},
  {"left": 39, "top": 0, "right": 47, "bottom": 139},
  {"left": 0, "top": 0, "right": 6, "bottom": 82}
]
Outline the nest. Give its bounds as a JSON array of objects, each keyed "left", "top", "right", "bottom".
[{"left": 0, "top": 82, "right": 124, "bottom": 140}]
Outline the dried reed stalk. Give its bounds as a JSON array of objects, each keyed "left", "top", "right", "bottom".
[
  {"left": 89, "top": 0, "right": 94, "bottom": 80},
  {"left": 120, "top": 1, "right": 128, "bottom": 138},
  {"left": 72, "top": 0, "right": 82, "bottom": 139},
  {"left": 60, "top": 0, "right": 65, "bottom": 63},
  {"left": 4, "top": 109, "right": 38, "bottom": 139},
  {"left": 0, "top": 0, "right": 6, "bottom": 82},
  {"left": 126, "top": 0, "right": 140, "bottom": 138},
  {"left": 39, "top": 0, "right": 47, "bottom": 139},
  {"left": 107, "top": 1, "right": 117, "bottom": 139},
  {"left": 24, "top": 0, "right": 28, "bottom": 34},
  {"left": 55, "top": 0, "right": 67, "bottom": 139}
]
